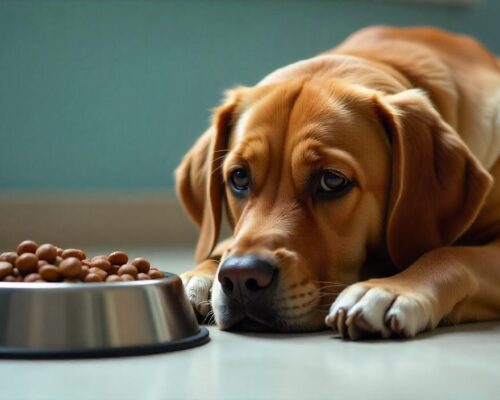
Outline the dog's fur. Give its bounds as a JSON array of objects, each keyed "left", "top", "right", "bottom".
[{"left": 176, "top": 26, "right": 500, "bottom": 339}]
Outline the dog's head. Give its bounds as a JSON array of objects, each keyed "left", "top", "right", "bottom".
[{"left": 176, "top": 78, "right": 491, "bottom": 332}]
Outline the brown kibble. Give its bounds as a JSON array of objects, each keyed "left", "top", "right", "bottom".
[
  {"left": 90, "top": 258, "right": 112, "bottom": 273},
  {"left": 132, "top": 257, "right": 150, "bottom": 273},
  {"left": 62, "top": 248, "right": 86, "bottom": 261},
  {"left": 106, "top": 274, "right": 122, "bottom": 282},
  {"left": 39, "top": 265, "right": 61, "bottom": 282},
  {"left": 89, "top": 267, "right": 107, "bottom": 280},
  {"left": 85, "top": 273, "right": 103, "bottom": 282},
  {"left": 0, "top": 252, "right": 17, "bottom": 265},
  {"left": 3, "top": 243, "right": 162, "bottom": 284},
  {"left": 15, "top": 253, "right": 39, "bottom": 275},
  {"left": 148, "top": 269, "right": 165, "bottom": 279},
  {"left": 110, "top": 265, "right": 120, "bottom": 274},
  {"left": 35, "top": 244, "right": 58, "bottom": 263},
  {"left": 24, "top": 273, "right": 41, "bottom": 282},
  {"left": 137, "top": 272, "right": 151, "bottom": 280},
  {"left": 17, "top": 240, "right": 38, "bottom": 255},
  {"left": 79, "top": 265, "right": 89, "bottom": 280},
  {"left": 0, "top": 261, "right": 14, "bottom": 280},
  {"left": 59, "top": 257, "right": 82, "bottom": 278},
  {"left": 120, "top": 274, "right": 135, "bottom": 281},
  {"left": 118, "top": 264, "right": 138, "bottom": 278},
  {"left": 108, "top": 251, "right": 128, "bottom": 266}
]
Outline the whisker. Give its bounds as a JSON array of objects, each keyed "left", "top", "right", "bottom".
[
  {"left": 210, "top": 164, "right": 225, "bottom": 176},
  {"left": 312, "top": 280, "right": 348, "bottom": 285},
  {"left": 202, "top": 309, "right": 215, "bottom": 325},
  {"left": 314, "top": 282, "right": 347, "bottom": 287},
  {"left": 318, "top": 291, "right": 344, "bottom": 298}
]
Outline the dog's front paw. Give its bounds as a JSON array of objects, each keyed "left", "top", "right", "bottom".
[
  {"left": 181, "top": 269, "right": 213, "bottom": 320},
  {"left": 325, "top": 280, "right": 437, "bottom": 340}
]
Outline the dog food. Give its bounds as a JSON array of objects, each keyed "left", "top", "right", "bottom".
[{"left": 0, "top": 240, "right": 165, "bottom": 283}]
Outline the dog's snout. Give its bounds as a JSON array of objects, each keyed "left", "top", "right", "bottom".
[{"left": 218, "top": 255, "right": 276, "bottom": 301}]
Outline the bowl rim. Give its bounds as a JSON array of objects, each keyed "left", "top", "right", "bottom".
[{"left": 0, "top": 271, "right": 177, "bottom": 290}]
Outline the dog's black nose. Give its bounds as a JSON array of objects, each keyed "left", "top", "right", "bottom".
[{"left": 218, "top": 255, "right": 276, "bottom": 302}]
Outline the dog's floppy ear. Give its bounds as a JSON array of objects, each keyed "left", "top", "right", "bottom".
[
  {"left": 374, "top": 89, "right": 493, "bottom": 269},
  {"left": 176, "top": 90, "right": 242, "bottom": 263}
]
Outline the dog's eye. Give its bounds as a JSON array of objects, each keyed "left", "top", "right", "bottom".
[
  {"left": 315, "top": 170, "right": 352, "bottom": 198},
  {"left": 229, "top": 167, "right": 251, "bottom": 194}
]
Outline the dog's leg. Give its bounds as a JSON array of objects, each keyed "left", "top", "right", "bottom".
[
  {"left": 181, "top": 238, "right": 232, "bottom": 320},
  {"left": 325, "top": 237, "right": 500, "bottom": 339}
]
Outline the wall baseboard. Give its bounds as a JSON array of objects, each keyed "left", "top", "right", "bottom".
[{"left": 0, "top": 193, "right": 199, "bottom": 250}]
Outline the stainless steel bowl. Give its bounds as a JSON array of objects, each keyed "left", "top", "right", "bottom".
[{"left": 0, "top": 273, "right": 209, "bottom": 358}]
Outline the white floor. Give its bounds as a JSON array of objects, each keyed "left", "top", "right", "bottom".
[{"left": 1, "top": 247, "right": 499, "bottom": 400}]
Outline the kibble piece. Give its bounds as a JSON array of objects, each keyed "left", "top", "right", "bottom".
[
  {"left": 90, "top": 258, "right": 112, "bottom": 273},
  {"left": 15, "top": 253, "right": 39, "bottom": 275},
  {"left": 89, "top": 267, "right": 107, "bottom": 280},
  {"left": 148, "top": 269, "right": 165, "bottom": 279},
  {"left": 56, "top": 247, "right": 64, "bottom": 256},
  {"left": 3, "top": 275, "right": 18, "bottom": 282},
  {"left": 0, "top": 252, "right": 18, "bottom": 265},
  {"left": 24, "top": 273, "right": 42, "bottom": 282},
  {"left": 35, "top": 244, "right": 58, "bottom": 263},
  {"left": 0, "top": 261, "right": 14, "bottom": 280},
  {"left": 82, "top": 259, "right": 92, "bottom": 267},
  {"left": 106, "top": 274, "right": 121, "bottom": 282},
  {"left": 120, "top": 274, "right": 135, "bottom": 281},
  {"left": 91, "top": 255, "right": 107, "bottom": 261},
  {"left": 62, "top": 248, "right": 86, "bottom": 261},
  {"left": 12, "top": 268, "right": 20, "bottom": 277},
  {"left": 85, "top": 273, "right": 103, "bottom": 282},
  {"left": 59, "top": 257, "right": 82, "bottom": 278},
  {"left": 132, "top": 257, "right": 150, "bottom": 274},
  {"left": 117, "top": 264, "right": 138, "bottom": 278},
  {"left": 37, "top": 260, "right": 49, "bottom": 269},
  {"left": 17, "top": 240, "right": 38, "bottom": 255},
  {"left": 108, "top": 251, "right": 128, "bottom": 266},
  {"left": 39, "top": 265, "right": 61, "bottom": 282},
  {"left": 54, "top": 256, "right": 63, "bottom": 266},
  {"left": 110, "top": 265, "right": 120, "bottom": 274},
  {"left": 137, "top": 272, "right": 151, "bottom": 280},
  {"left": 79, "top": 265, "right": 89, "bottom": 280}
]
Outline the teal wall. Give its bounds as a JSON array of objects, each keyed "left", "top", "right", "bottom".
[{"left": 1, "top": 0, "right": 499, "bottom": 193}]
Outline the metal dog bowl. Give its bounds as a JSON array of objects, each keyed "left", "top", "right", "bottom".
[{"left": 0, "top": 272, "right": 209, "bottom": 358}]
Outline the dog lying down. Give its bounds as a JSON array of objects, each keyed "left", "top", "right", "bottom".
[{"left": 176, "top": 26, "right": 500, "bottom": 339}]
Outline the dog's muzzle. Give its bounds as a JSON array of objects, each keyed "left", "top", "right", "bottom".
[
  {"left": 218, "top": 255, "right": 276, "bottom": 302},
  {"left": 216, "top": 254, "right": 281, "bottom": 330}
]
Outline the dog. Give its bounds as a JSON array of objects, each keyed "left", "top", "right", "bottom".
[{"left": 176, "top": 26, "right": 500, "bottom": 339}]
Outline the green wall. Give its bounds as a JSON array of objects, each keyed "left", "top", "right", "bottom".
[{"left": 1, "top": 0, "right": 499, "bottom": 193}]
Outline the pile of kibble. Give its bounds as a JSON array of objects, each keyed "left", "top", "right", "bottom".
[{"left": 0, "top": 240, "right": 166, "bottom": 283}]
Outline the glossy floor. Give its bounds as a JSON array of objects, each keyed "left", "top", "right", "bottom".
[{"left": 0, "top": 247, "right": 499, "bottom": 400}]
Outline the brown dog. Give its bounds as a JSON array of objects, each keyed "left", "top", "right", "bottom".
[{"left": 176, "top": 26, "right": 500, "bottom": 339}]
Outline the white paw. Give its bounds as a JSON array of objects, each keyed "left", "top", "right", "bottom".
[
  {"left": 181, "top": 273, "right": 213, "bottom": 319},
  {"left": 324, "top": 282, "right": 436, "bottom": 340}
]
